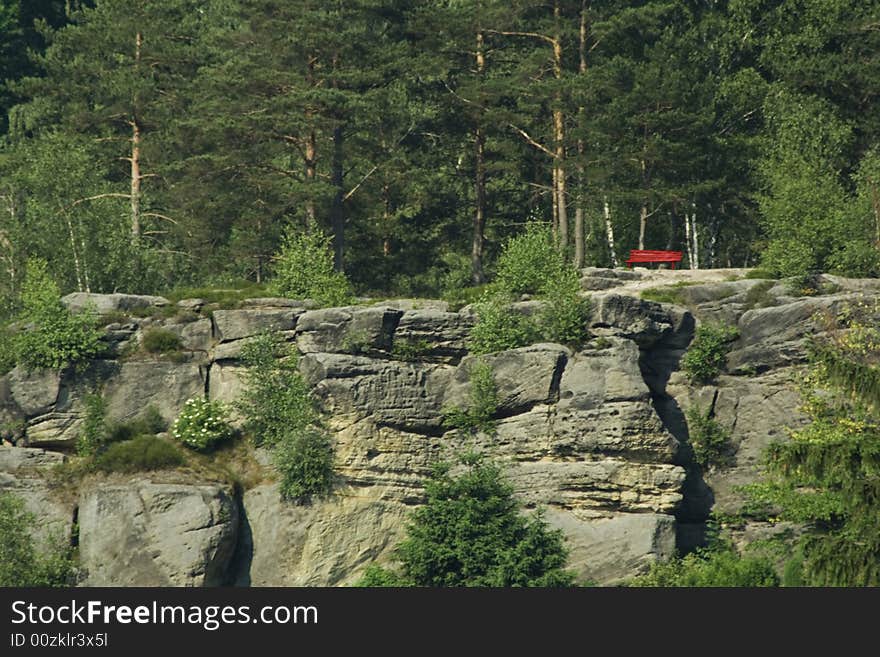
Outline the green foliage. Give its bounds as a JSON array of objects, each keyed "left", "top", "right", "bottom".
[
  {"left": 171, "top": 397, "right": 233, "bottom": 452},
  {"left": 270, "top": 227, "right": 353, "bottom": 307},
  {"left": 680, "top": 324, "right": 740, "bottom": 384},
  {"left": 391, "top": 338, "right": 431, "bottom": 362},
  {"left": 827, "top": 241, "right": 880, "bottom": 278},
  {"left": 0, "top": 323, "right": 16, "bottom": 375},
  {"left": 140, "top": 328, "right": 183, "bottom": 354},
  {"left": 377, "top": 454, "right": 576, "bottom": 587},
  {"left": 468, "top": 294, "right": 540, "bottom": 355},
  {"left": 76, "top": 392, "right": 107, "bottom": 456},
  {"left": 355, "top": 564, "right": 410, "bottom": 587},
  {"left": 14, "top": 259, "right": 103, "bottom": 370},
  {"left": 443, "top": 285, "right": 489, "bottom": 313},
  {"left": 105, "top": 407, "right": 167, "bottom": 445},
  {"left": 469, "top": 224, "right": 589, "bottom": 354},
  {"left": 686, "top": 404, "right": 731, "bottom": 469},
  {"left": 274, "top": 426, "right": 335, "bottom": 503},
  {"left": 639, "top": 281, "right": 697, "bottom": 305},
  {"left": 237, "top": 333, "right": 317, "bottom": 447},
  {"left": 237, "top": 332, "right": 333, "bottom": 503},
  {"left": 0, "top": 492, "right": 74, "bottom": 587},
  {"left": 442, "top": 360, "right": 499, "bottom": 437},
  {"left": 538, "top": 267, "right": 590, "bottom": 346},
  {"left": 163, "top": 282, "right": 270, "bottom": 308},
  {"left": 629, "top": 544, "right": 779, "bottom": 587},
  {"left": 91, "top": 435, "right": 185, "bottom": 474},
  {"left": 744, "top": 301, "right": 880, "bottom": 585},
  {"left": 493, "top": 222, "right": 561, "bottom": 296}
]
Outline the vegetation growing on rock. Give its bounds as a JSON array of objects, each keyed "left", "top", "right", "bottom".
[
  {"left": 0, "top": 492, "right": 74, "bottom": 587},
  {"left": 357, "top": 453, "right": 576, "bottom": 587}
]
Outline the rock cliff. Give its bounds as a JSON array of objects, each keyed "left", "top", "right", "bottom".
[{"left": 1, "top": 268, "right": 866, "bottom": 585}]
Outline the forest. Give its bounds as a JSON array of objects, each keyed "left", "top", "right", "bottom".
[{"left": 0, "top": 0, "right": 879, "bottom": 311}]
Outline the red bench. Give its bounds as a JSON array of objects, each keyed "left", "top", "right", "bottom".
[{"left": 626, "top": 249, "right": 683, "bottom": 269}]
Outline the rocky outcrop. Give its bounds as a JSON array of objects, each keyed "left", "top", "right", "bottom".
[
  {"left": 4, "top": 273, "right": 865, "bottom": 586},
  {"left": 78, "top": 481, "right": 238, "bottom": 586}
]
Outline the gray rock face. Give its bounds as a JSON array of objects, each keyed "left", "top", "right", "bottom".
[
  {"left": 78, "top": 481, "right": 238, "bottom": 586},
  {"left": 296, "top": 306, "right": 402, "bottom": 354},
  {"left": 727, "top": 295, "right": 856, "bottom": 373},
  {"left": 0, "top": 446, "right": 73, "bottom": 549},
  {"left": 62, "top": 292, "right": 169, "bottom": 314},
  {"left": 103, "top": 361, "right": 206, "bottom": 424},
  {"left": 8, "top": 367, "right": 61, "bottom": 416},
  {"left": 240, "top": 484, "right": 409, "bottom": 586},
  {"left": 589, "top": 293, "right": 692, "bottom": 348},
  {"left": 301, "top": 353, "right": 453, "bottom": 433},
  {"left": 445, "top": 344, "right": 568, "bottom": 415},
  {"left": 213, "top": 308, "right": 302, "bottom": 342},
  {"left": 164, "top": 318, "right": 214, "bottom": 352},
  {"left": 394, "top": 309, "right": 472, "bottom": 362}
]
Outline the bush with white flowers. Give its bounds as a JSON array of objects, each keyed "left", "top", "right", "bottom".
[{"left": 171, "top": 398, "right": 233, "bottom": 452}]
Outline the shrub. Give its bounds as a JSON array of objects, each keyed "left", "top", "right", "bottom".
[
  {"left": 0, "top": 492, "right": 74, "bottom": 587},
  {"left": 680, "top": 324, "right": 740, "bottom": 384},
  {"left": 363, "top": 453, "right": 576, "bottom": 587},
  {"left": 237, "top": 333, "right": 317, "bottom": 447},
  {"left": 92, "top": 435, "right": 185, "bottom": 473},
  {"left": 274, "top": 426, "right": 334, "bottom": 502},
  {"left": 392, "top": 338, "right": 431, "bottom": 362},
  {"left": 629, "top": 544, "right": 779, "bottom": 587},
  {"left": 141, "top": 328, "right": 182, "bottom": 354},
  {"left": 171, "top": 398, "right": 234, "bottom": 452},
  {"left": 76, "top": 393, "right": 107, "bottom": 456},
  {"left": 494, "top": 222, "right": 561, "bottom": 295},
  {"left": 442, "top": 359, "right": 499, "bottom": 437},
  {"left": 827, "top": 241, "right": 880, "bottom": 278},
  {"left": 443, "top": 284, "right": 489, "bottom": 312},
  {"left": 468, "top": 294, "right": 539, "bottom": 355},
  {"left": 106, "top": 406, "right": 167, "bottom": 444},
  {"left": 270, "top": 226, "right": 353, "bottom": 307},
  {"left": 355, "top": 564, "right": 410, "bottom": 587},
  {"left": 538, "top": 268, "right": 590, "bottom": 345},
  {"left": 686, "top": 404, "right": 731, "bottom": 468},
  {"left": 743, "top": 280, "right": 776, "bottom": 310},
  {"left": 14, "top": 259, "right": 103, "bottom": 370},
  {"left": 0, "top": 324, "right": 15, "bottom": 375}
]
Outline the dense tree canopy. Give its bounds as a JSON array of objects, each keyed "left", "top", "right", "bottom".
[{"left": 1, "top": 0, "right": 879, "bottom": 308}]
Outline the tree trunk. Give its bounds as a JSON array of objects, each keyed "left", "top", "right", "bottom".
[
  {"left": 304, "top": 130, "right": 317, "bottom": 227},
  {"left": 684, "top": 210, "right": 694, "bottom": 269},
  {"left": 691, "top": 201, "right": 699, "bottom": 269},
  {"left": 330, "top": 125, "right": 345, "bottom": 272},
  {"left": 472, "top": 31, "right": 487, "bottom": 285},
  {"left": 552, "top": 1, "right": 567, "bottom": 253},
  {"left": 130, "top": 31, "right": 143, "bottom": 240},
  {"left": 573, "top": 0, "right": 588, "bottom": 269},
  {"left": 604, "top": 195, "right": 618, "bottom": 267},
  {"left": 639, "top": 202, "right": 647, "bottom": 251}
]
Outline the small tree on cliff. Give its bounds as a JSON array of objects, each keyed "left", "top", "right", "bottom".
[{"left": 357, "top": 453, "right": 576, "bottom": 587}]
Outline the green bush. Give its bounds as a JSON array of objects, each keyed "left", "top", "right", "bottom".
[
  {"left": 680, "top": 324, "right": 740, "bottom": 384},
  {"left": 92, "top": 435, "right": 185, "bottom": 473},
  {"left": 629, "top": 545, "right": 779, "bottom": 587},
  {"left": 743, "top": 280, "right": 776, "bottom": 310},
  {"left": 0, "top": 324, "right": 15, "bottom": 375},
  {"left": 237, "top": 333, "right": 318, "bottom": 447},
  {"left": 106, "top": 406, "right": 167, "bottom": 444},
  {"left": 468, "top": 294, "right": 539, "bottom": 355},
  {"left": 355, "top": 564, "right": 410, "bottom": 587},
  {"left": 360, "top": 453, "right": 576, "bottom": 587},
  {"left": 14, "top": 259, "right": 103, "bottom": 370},
  {"left": 494, "top": 222, "right": 560, "bottom": 295},
  {"left": 686, "top": 404, "right": 731, "bottom": 468},
  {"left": 141, "top": 328, "right": 182, "bottom": 354},
  {"left": 827, "top": 241, "right": 880, "bottom": 278},
  {"left": 443, "top": 284, "right": 489, "bottom": 312},
  {"left": 538, "top": 268, "right": 590, "bottom": 345},
  {"left": 270, "top": 226, "right": 353, "bottom": 307},
  {"left": 469, "top": 223, "right": 590, "bottom": 353},
  {"left": 76, "top": 393, "right": 107, "bottom": 456},
  {"left": 392, "top": 338, "right": 431, "bottom": 361},
  {"left": 274, "top": 426, "right": 334, "bottom": 502},
  {"left": 442, "top": 359, "right": 499, "bottom": 437},
  {"left": 0, "top": 492, "right": 74, "bottom": 587},
  {"left": 171, "top": 398, "right": 234, "bottom": 452},
  {"left": 237, "top": 332, "right": 334, "bottom": 503}
]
